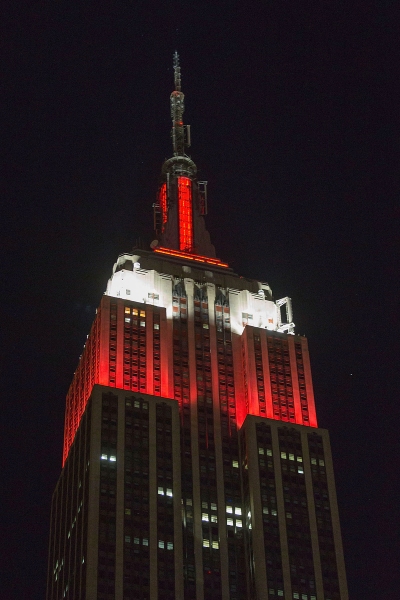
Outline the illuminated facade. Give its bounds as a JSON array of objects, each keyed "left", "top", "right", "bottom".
[{"left": 47, "top": 54, "right": 348, "bottom": 600}]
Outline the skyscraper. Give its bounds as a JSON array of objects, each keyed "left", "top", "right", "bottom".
[{"left": 47, "top": 54, "right": 348, "bottom": 600}]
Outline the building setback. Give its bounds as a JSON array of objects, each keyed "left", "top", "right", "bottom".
[{"left": 47, "top": 54, "right": 348, "bottom": 600}]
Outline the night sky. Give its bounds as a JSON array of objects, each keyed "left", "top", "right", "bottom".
[{"left": 1, "top": 2, "right": 399, "bottom": 599}]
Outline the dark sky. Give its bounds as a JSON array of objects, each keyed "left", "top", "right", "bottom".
[{"left": 1, "top": 2, "right": 399, "bottom": 598}]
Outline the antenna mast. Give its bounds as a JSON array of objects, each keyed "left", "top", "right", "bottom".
[{"left": 170, "top": 52, "right": 188, "bottom": 157}]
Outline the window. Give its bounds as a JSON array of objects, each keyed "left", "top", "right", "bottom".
[
  {"left": 236, "top": 520, "right": 242, "bottom": 528},
  {"left": 167, "top": 542, "right": 173, "bottom": 550},
  {"left": 109, "top": 456, "right": 116, "bottom": 462},
  {"left": 271, "top": 509, "right": 277, "bottom": 516},
  {"left": 166, "top": 488, "right": 173, "bottom": 497},
  {"left": 227, "top": 518, "right": 233, "bottom": 526},
  {"left": 125, "top": 536, "right": 131, "bottom": 543},
  {"left": 202, "top": 513, "right": 209, "bottom": 522},
  {"left": 289, "top": 453, "right": 295, "bottom": 461},
  {"left": 212, "top": 541, "right": 219, "bottom": 549},
  {"left": 232, "top": 460, "right": 239, "bottom": 468},
  {"left": 258, "top": 448, "right": 264, "bottom": 455},
  {"left": 234, "top": 507, "right": 242, "bottom": 515},
  {"left": 311, "top": 458, "right": 317, "bottom": 465},
  {"left": 154, "top": 323, "right": 160, "bottom": 330},
  {"left": 101, "top": 454, "right": 107, "bottom": 460},
  {"left": 158, "top": 540, "right": 165, "bottom": 549},
  {"left": 210, "top": 515, "right": 218, "bottom": 523},
  {"left": 210, "top": 502, "right": 217, "bottom": 511},
  {"left": 226, "top": 506, "right": 233, "bottom": 514},
  {"left": 319, "top": 459, "right": 325, "bottom": 466},
  {"left": 263, "top": 507, "right": 269, "bottom": 514},
  {"left": 203, "top": 540, "right": 210, "bottom": 548},
  {"left": 158, "top": 487, "right": 164, "bottom": 495},
  {"left": 281, "top": 452, "right": 287, "bottom": 459}
]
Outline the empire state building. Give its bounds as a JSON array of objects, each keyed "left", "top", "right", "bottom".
[{"left": 46, "top": 54, "right": 348, "bottom": 600}]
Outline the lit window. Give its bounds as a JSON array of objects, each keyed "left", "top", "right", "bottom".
[
  {"left": 167, "top": 542, "right": 173, "bottom": 550},
  {"left": 232, "top": 460, "right": 239, "bottom": 468},
  {"left": 319, "top": 459, "right": 325, "bottom": 466},
  {"left": 269, "top": 590, "right": 275, "bottom": 596},
  {"left": 186, "top": 498, "right": 192, "bottom": 506},
  {"left": 210, "top": 502, "right": 217, "bottom": 511},
  {"left": 202, "top": 501, "right": 208, "bottom": 509},
  {"left": 211, "top": 515, "right": 218, "bottom": 523},
  {"left": 281, "top": 452, "right": 287, "bottom": 459},
  {"left": 125, "top": 536, "right": 131, "bottom": 543},
  {"left": 109, "top": 455, "right": 116, "bottom": 462},
  {"left": 302, "top": 595, "right": 307, "bottom": 600},
  {"left": 154, "top": 323, "right": 160, "bottom": 329},
  {"left": 202, "top": 513, "right": 209, "bottom": 522},
  {"left": 227, "top": 518, "right": 234, "bottom": 526},
  {"left": 311, "top": 458, "right": 317, "bottom": 465},
  {"left": 158, "top": 540, "right": 164, "bottom": 549},
  {"left": 289, "top": 453, "right": 295, "bottom": 461},
  {"left": 236, "top": 520, "right": 242, "bottom": 528},
  {"left": 124, "top": 307, "right": 130, "bottom": 314},
  {"left": 134, "top": 537, "right": 140, "bottom": 545},
  {"left": 140, "top": 310, "right": 146, "bottom": 317},
  {"left": 267, "top": 448, "right": 273, "bottom": 456},
  {"left": 258, "top": 448, "right": 264, "bottom": 455},
  {"left": 125, "top": 317, "right": 131, "bottom": 323},
  {"left": 143, "top": 538, "right": 149, "bottom": 546},
  {"left": 226, "top": 506, "right": 233, "bottom": 514},
  {"left": 212, "top": 541, "right": 219, "bottom": 549},
  {"left": 166, "top": 488, "right": 173, "bottom": 497},
  {"left": 278, "top": 591, "right": 283, "bottom": 597},
  {"left": 298, "top": 466, "right": 304, "bottom": 474},
  {"left": 271, "top": 509, "right": 277, "bottom": 516},
  {"left": 140, "top": 321, "right": 146, "bottom": 327},
  {"left": 286, "top": 512, "right": 292, "bottom": 519},
  {"left": 101, "top": 454, "right": 107, "bottom": 460},
  {"left": 234, "top": 507, "right": 242, "bottom": 515},
  {"left": 263, "top": 506, "right": 269, "bottom": 514},
  {"left": 203, "top": 323, "right": 209, "bottom": 329},
  {"left": 132, "top": 309, "right": 138, "bottom": 316},
  {"left": 293, "top": 594, "right": 299, "bottom": 599},
  {"left": 125, "top": 508, "right": 131, "bottom": 515},
  {"left": 134, "top": 400, "right": 140, "bottom": 408},
  {"left": 297, "top": 456, "right": 303, "bottom": 462},
  {"left": 158, "top": 487, "right": 164, "bottom": 495},
  {"left": 203, "top": 539, "right": 210, "bottom": 547}
]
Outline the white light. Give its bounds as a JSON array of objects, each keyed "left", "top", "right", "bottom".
[
  {"left": 166, "top": 488, "right": 173, "bottom": 497},
  {"left": 202, "top": 513, "right": 209, "bottom": 522},
  {"left": 236, "top": 520, "right": 242, "bottom": 527},
  {"left": 109, "top": 456, "right": 116, "bottom": 462},
  {"left": 226, "top": 506, "right": 233, "bottom": 514},
  {"left": 101, "top": 454, "right": 107, "bottom": 460},
  {"left": 234, "top": 507, "right": 242, "bottom": 515}
]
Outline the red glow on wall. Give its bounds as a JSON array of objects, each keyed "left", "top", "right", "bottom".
[
  {"left": 159, "top": 183, "right": 167, "bottom": 231},
  {"left": 178, "top": 176, "right": 193, "bottom": 251},
  {"left": 154, "top": 246, "right": 229, "bottom": 268}
]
